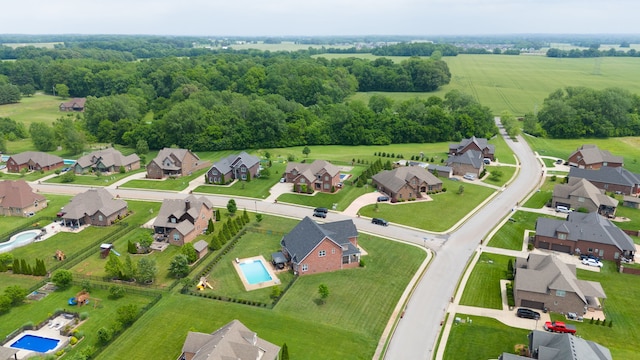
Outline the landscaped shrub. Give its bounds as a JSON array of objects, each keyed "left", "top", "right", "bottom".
[
  {"left": 359, "top": 258, "right": 366, "bottom": 267},
  {"left": 79, "top": 312, "right": 89, "bottom": 320},
  {"left": 56, "top": 349, "right": 65, "bottom": 357},
  {"left": 70, "top": 336, "right": 78, "bottom": 345},
  {"left": 97, "top": 327, "right": 112, "bottom": 344}
]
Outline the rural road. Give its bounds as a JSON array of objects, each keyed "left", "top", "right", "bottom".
[
  {"left": 28, "top": 120, "right": 542, "bottom": 360},
  {"left": 383, "top": 122, "right": 542, "bottom": 360}
]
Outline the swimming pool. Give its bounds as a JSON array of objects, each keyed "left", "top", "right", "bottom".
[
  {"left": 239, "top": 260, "right": 273, "bottom": 285},
  {"left": 339, "top": 173, "right": 351, "bottom": 180},
  {"left": 10, "top": 334, "right": 60, "bottom": 352},
  {"left": 0, "top": 229, "right": 41, "bottom": 254},
  {"left": 63, "top": 159, "right": 75, "bottom": 165}
]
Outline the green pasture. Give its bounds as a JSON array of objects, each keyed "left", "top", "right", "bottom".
[
  {"left": 444, "top": 314, "right": 530, "bottom": 360},
  {"left": 0, "top": 92, "right": 63, "bottom": 127},
  {"left": 193, "top": 162, "right": 287, "bottom": 199},
  {"left": 359, "top": 179, "right": 495, "bottom": 232},
  {"left": 459, "top": 253, "right": 512, "bottom": 309}
]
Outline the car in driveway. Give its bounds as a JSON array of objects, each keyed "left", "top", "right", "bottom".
[
  {"left": 579, "top": 254, "right": 600, "bottom": 262},
  {"left": 581, "top": 258, "right": 603, "bottom": 267},
  {"left": 516, "top": 308, "right": 541, "bottom": 320},
  {"left": 463, "top": 173, "right": 476, "bottom": 181},
  {"left": 371, "top": 218, "right": 388, "bottom": 226},
  {"left": 377, "top": 196, "right": 390, "bottom": 202},
  {"left": 312, "top": 210, "right": 326, "bottom": 218}
]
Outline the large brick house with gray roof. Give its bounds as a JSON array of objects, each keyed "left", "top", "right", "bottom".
[
  {"left": 73, "top": 148, "right": 140, "bottom": 174},
  {"left": 153, "top": 195, "right": 214, "bottom": 246},
  {"left": 6, "top": 151, "right": 63, "bottom": 173},
  {"left": 534, "top": 212, "right": 635, "bottom": 261},
  {"left": 372, "top": 166, "right": 442, "bottom": 202},
  {"left": 499, "top": 330, "right": 612, "bottom": 360},
  {"left": 146, "top": 148, "right": 205, "bottom": 179},
  {"left": 60, "top": 188, "right": 127, "bottom": 227},
  {"left": 280, "top": 216, "right": 360, "bottom": 275},
  {"left": 514, "top": 254, "right": 606, "bottom": 315},
  {"left": 568, "top": 166, "right": 640, "bottom": 196},
  {"left": 206, "top": 152, "right": 260, "bottom": 184},
  {"left": 284, "top": 159, "right": 341, "bottom": 193},
  {"left": 445, "top": 150, "right": 484, "bottom": 176},
  {"left": 568, "top": 144, "right": 623, "bottom": 170},
  {"left": 552, "top": 178, "right": 618, "bottom": 217},
  {"left": 449, "top": 136, "right": 495, "bottom": 160}
]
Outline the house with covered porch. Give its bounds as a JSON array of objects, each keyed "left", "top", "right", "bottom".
[
  {"left": 372, "top": 166, "right": 442, "bottom": 202},
  {"left": 60, "top": 188, "right": 128, "bottom": 227}
]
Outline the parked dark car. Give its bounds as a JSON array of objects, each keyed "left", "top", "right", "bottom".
[
  {"left": 516, "top": 308, "right": 541, "bottom": 320},
  {"left": 371, "top": 218, "right": 388, "bottom": 226},
  {"left": 312, "top": 211, "right": 326, "bottom": 218},
  {"left": 377, "top": 196, "right": 390, "bottom": 202},
  {"left": 314, "top": 207, "right": 328, "bottom": 214}
]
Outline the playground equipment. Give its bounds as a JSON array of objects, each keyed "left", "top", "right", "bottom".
[
  {"left": 196, "top": 277, "right": 213, "bottom": 291},
  {"left": 68, "top": 290, "right": 90, "bottom": 306},
  {"left": 100, "top": 244, "right": 120, "bottom": 258},
  {"left": 55, "top": 250, "right": 66, "bottom": 261}
]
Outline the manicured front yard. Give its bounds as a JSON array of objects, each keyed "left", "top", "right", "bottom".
[
  {"left": 487, "top": 211, "right": 557, "bottom": 250},
  {"left": 359, "top": 179, "right": 495, "bottom": 232},
  {"left": 277, "top": 183, "right": 371, "bottom": 211},
  {"left": 522, "top": 177, "right": 559, "bottom": 209},
  {"left": 121, "top": 168, "right": 208, "bottom": 191},
  {"left": 459, "top": 253, "right": 512, "bottom": 309},
  {"left": 45, "top": 168, "right": 146, "bottom": 186},
  {"left": 482, "top": 165, "right": 517, "bottom": 187},
  {"left": 0, "top": 194, "right": 70, "bottom": 235},
  {"left": 193, "top": 162, "right": 287, "bottom": 199}
]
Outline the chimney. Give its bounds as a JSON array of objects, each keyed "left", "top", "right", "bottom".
[{"left": 185, "top": 199, "right": 191, "bottom": 211}]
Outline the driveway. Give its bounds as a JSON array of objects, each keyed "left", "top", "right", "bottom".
[{"left": 342, "top": 191, "right": 382, "bottom": 217}]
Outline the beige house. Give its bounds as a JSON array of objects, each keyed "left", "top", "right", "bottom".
[
  {"left": 153, "top": 195, "right": 214, "bottom": 246},
  {"left": 552, "top": 178, "right": 618, "bottom": 217},
  {"left": 73, "top": 148, "right": 140, "bottom": 174},
  {"left": 179, "top": 319, "right": 280, "bottom": 360},
  {"left": 146, "top": 148, "right": 205, "bottom": 179},
  {"left": 514, "top": 254, "right": 606, "bottom": 315},
  {"left": 284, "top": 159, "right": 340, "bottom": 193},
  {"left": 568, "top": 144, "right": 623, "bottom": 170},
  {"left": 372, "top": 166, "right": 442, "bottom": 202},
  {"left": 60, "top": 188, "right": 128, "bottom": 227},
  {"left": 0, "top": 180, "right": 47, "bottom": 217}
]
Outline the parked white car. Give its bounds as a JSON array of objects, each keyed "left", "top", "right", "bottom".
[
  {"left": 581, "top": 258, "right": 603, "bottom": 268},
  {"left": 463, "top": 173, "right": 476, "bottom": 181}
]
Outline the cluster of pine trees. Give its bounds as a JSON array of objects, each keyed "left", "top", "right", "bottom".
[
  {"left": 8, "top": 258, "right": 47, "bottom": 276},
  {"left": 209, "top": 209, "right": 250, "bottom": 251}
]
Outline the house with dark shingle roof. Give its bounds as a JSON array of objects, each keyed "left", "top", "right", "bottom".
[
  {"left": 568, "top": 166, "right": 640, "bottom": 196},
  {"left": 179, "top": 319, "right": 280, "bottom": 360},
  {"left": 0, "top": 180, "right": 47, "bottom": 217},
  {"left": 284, "top": 159, "right": 341, "bottom": 193},
  {"left": 59, "top": 97, "right": 86, "bottom": 112},
  {"left": 534, "top": 212, "right": 635, "bottom": 261},
  {"left": 449, "top": 136, "right": 495, "bottom": 160},
  {"left": 280, "top": 216, "right": 360, "bottom": 275},
  {"left": 568, "top": 144, "right": 623, "bottom": 170},
  {"left": 552, "top": 178, "right": 618, "bottom": 217},
  {"left": 153, "top": 195, "right": 214, "bottom": 246},
  {"left": 445, "top": 150, "right": 484, "bottom": 176},
  {"left": 60, "top": 188, "right": 127, "bottom": 227},
  {"left": 73, "top": 148, "right": 140, "bottom": 174},
  {"left": 6, "top": 151, "right": 64, "bottom": 173},
  {"left": 206, "top": 152, "right": 260, "bottom": 184},
  {"left": 146, "top": 148, "right": 205, "bottom": 179},
  {"left": 498, "top": 330, "right": 612, "bottom": 360},
  {"left": 372, "top": 166, "right": 442, "bottom": 202},
  {"left": 514, "top": 253, "right": 606, "bottom": 315}
]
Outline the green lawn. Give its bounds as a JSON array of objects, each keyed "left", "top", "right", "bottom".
[
  {"left": 459, "top": 253, "right": 512, "bottom": 309},
  {"left": 0, "top": 93, "right": 62, "bottom": 127},
  {"left": 277, "top": 183, "right": 371, "bottom": 211},
  {"left": 487, "top": 211, "right": 557, "bottom": 250},
  {"left": 443, "top": 314, "right": 530, "bottom": 360},
  {"left": 45, "top": 168, "right": 146, "bottom": 186},
  {"left": 483, "top": 165, "right": 517, "bottom": 187},
  {"left": 490, "top": 133, "right": 517, "bottom": 165},
  {"left": 0, "top": 194, "right": 70, "bottom": 235},
  {"left": 193, "top": 162, "right": 287, "bottom": 199},
  {"left": 0, "top": 168, "right": 61, "bottom": 182},
  {"left": 522, "top": 177, "right": 559, "bottom": 209},
  {"left": 359, "top": 179, "right": 496, "bottom": 232},
  {"left": 0, "top": 273, "right": 43, "bottom": 294},
  {"left": 120, "top": 168, "right": 208, "bottom": 191}
]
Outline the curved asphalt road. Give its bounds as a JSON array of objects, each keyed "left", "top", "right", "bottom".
[{"left": 383, "top": 123, "right": 542, "bottom": 360}]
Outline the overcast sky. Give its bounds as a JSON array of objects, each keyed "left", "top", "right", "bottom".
[{"left": 1, "top": 0, "right": 639, "bottom": 36}]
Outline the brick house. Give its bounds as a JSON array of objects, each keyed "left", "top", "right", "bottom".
[
  {"left": 568, "top": 144, "right": 623, "bottom": 170},
  {"left": 568, "top": 166, "right": 640, "bottom": 196},
  {"left": 445, "top": 150, "right": 484, "bottom": 176},
  {"left": 449, "top": 136, "right": 495, "bottom": 161},
  {"left": 372, "top": 166, "right": 443, "bottom": 202},
  {"left": 153, "top": 195, "right": 214, "bottom": 246},
  {"left": 146, "top": 148, "right": 205, "bottom": 179},
  {"left": 179, "top": 320, "right": 279, "bottom": 360},
  {"left": 498, "top": 330, "right": 612, "bottom": 360},
  {"left": 59, "top": 98, "right": 86, "bottom": 112},
  {"left": 284, "top": 160, "right": 341, "bottom": 193},
  {"left": 60, "top": 188, "right": 128, "bottom": 227},
  {"left": 280, "top": 216, "right": 360, "bottom": 275},
  {"left": 73, "top": 148, "right": 140, "bottom": 174},
  {"left": 6, "top": 151, "right": 64, "bottom": 173},
  {"left": 206, "top": 152, "right": 260, "bottom": 184},
  {"left": 552, "top": 178, "right": 618, "bottom": 217},
  {"left": 514, "top": 253, "right": 606, "bottom": 314},
  {"left": 0, "top": 180, "right": 47, "bottom": 217},
  {"left": 534, "top": 212, "right": 635, "bottom": 261}
]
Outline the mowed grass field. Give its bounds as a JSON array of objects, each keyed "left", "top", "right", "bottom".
[{"left": 0, "top": 92, "right": 64, "bottom": 126}]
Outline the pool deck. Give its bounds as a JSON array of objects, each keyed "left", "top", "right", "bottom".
[
  {"left": 3, "top": 314, "right": 72, "bottom": 359},
  {"left": 232, "top": 255, "right": 281, "bottom": 291}
]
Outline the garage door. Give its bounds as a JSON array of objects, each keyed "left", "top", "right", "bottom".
[
  {"left": 551, "top": 244, "right": 571, "bottom": 254},
  {"left": 537, "top": 241, "right": 550, "bottom": 250},
  {"left": 521, "top": 300, "right": 545, "bottom": 310}
]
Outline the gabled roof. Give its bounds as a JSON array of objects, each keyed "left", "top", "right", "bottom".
[
  {"left": 536, "top": 212, "right": 635, "bottom": 252},
  {"left": 75, "top": 148, "right": 139, "bottom": 169},
  {"left": 62, "top": 188, "right": 127, "bottom": 220},
  {"left": 569, "top": 166, "right": 640, "bottom": 187},
  {"left": 281, "top": 216, "right": 358, "bottom": 265},
  {"left": 182, "top": 319, "right": 280, "bottom": 360},
  {"left": 285, "top": 160, "right": 340, "bottom": 182},
  {"left": 553, "top": 178, "right": 618, "bottom": 208},
  {"left": 211, "top": 152, "right": 260, "bottom": 174},
  {"left": 449, "top": 136, "right": 495, "bottom": 154},
  {"left": 8, "top": 151, "right": 63, "bottom": 167},
  {"left": 60, "top": 98, "right": 86, "bottom": 109},
  {"left": 153, "top": 195, "right": 212, "bottom": 230},
  {"left": 528, "top": 330, "right": 612, "bottom": 360},
  {"left": 515, "top": 254, "right": 606, "bottom": 305},
  {"left": 0, "top": 180, "right": 46, "bottom": 209},
  {"left": 151, "top": 148, "right": 199, "bottom": 170},
  {"left": 193, "top": 240, "right": 208, "bottom": 252},
  {"left": 570, "top": 145, "right": 623, "bottom": 166},
  {"left": 372, "top": 166, "right": 442, "bottom": 193},
  {"left": 445, "top": 150, "right": 483, "bottom": 169}
]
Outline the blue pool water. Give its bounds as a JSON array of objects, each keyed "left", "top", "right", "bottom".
[
  {"left": 11, "top": 334, "right": 60, "bottom": 352},
  {"left": 63, "top": 159, "right": 75, "bottom": 165},
  {"left": 239, "top": 260, "right": 272, "bottom": 285},
  {"left": 339, "top": 173, "right": 350, "bottom": 180},
  {"left": 0, "top": 230, "right": 41, "bottom": 254}
]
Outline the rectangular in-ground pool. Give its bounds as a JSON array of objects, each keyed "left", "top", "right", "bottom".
[
  {"left": 239, "top": 260, "right": 273, "bottom": 285},
  {"left": 10, "top": 334, "right": 60, "bottom": 352},
  {"left": 339, "top": 173, "right": 351, "bottom": 180}
]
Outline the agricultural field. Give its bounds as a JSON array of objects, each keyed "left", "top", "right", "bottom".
[{"left": 0, "top": 92, "right": 64, "bottom": 127}]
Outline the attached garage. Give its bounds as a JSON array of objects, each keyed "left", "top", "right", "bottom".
[
  {"left": 521, "top": 299, "right": 545, "bottom": 310},
  {"left": 537, "top": 241, "right": 550, "bottom": 250},
  {"left": 551, "top": 243, "right": 572, "bottom": 254}
]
